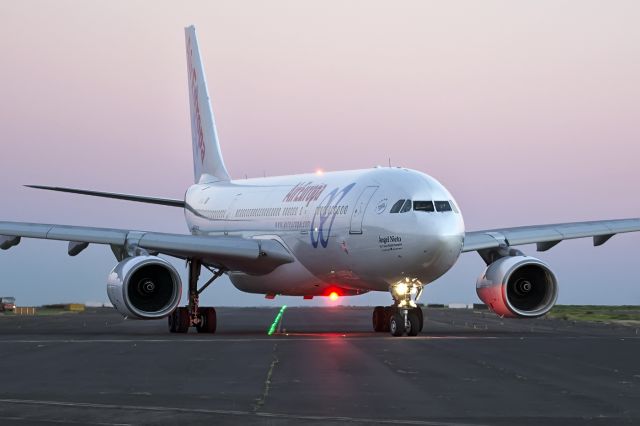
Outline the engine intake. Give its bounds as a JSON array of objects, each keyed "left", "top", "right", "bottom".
[
  {"left": 107, "top": 256, "right": 182, "bottom": 319},
  {"left": 476, "top": 256, "right": 558, "bottom": 318}
]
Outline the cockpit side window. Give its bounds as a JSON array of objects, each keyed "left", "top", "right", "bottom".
[
  {"left": 413, "top": 201, "right": 435, "bottom": 212},
  {"left": 400, "top": 199, "right": 412, "bottom": 213},
  {"left": 434, "top": 201, "right": 452, "bottom": 212},
  {"left": 389, "top": 199, "right": 405, "bottom": 213},
  {"left": 449, "top": 200, "right": 460, "bottom": 213}
]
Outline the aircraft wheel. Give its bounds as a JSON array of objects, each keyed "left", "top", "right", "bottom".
[
  {"left": 168, "top": 309, "right": 178, "bottom": 333},
  {"left": 174, "top": 307, "right": 190, "bottom": 333},
  {"left": 196, "top": 307, "right": 217, "bottom": 334},
  {"left": 412, "top": 307, "right": 424, "bottom": 332},
  {"left": 372, "top": 306, "right": 385, "bottom": 332},
  {"left": 383, "top": 307, "right": 393, "bottom": 332},
  {"left": 407, "top": 310, "right": 421, "bottom": 336},
  {"left": 389, "top": 312, "right": 405, "bottom": 337}
]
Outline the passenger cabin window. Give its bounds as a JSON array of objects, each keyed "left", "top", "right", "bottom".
[
  {"left": 390, "top": 199, "right": 405, "bottom": 213},
  {"left": 434, "top": 201, "right": 452, "bottom": 212},
  {"left": 413, "top": 201, "right": 435, "bottom": 212},
  {"left": 400, "top": 199, "right": 412, "bottom": 213}
]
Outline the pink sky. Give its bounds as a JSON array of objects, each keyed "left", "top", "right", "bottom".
[{"left": 1, "top": 1, "right": 639, "bottom": 306}]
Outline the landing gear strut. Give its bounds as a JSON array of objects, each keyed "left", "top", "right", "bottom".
[
  {"left": 372, "top": 278, "right": 424, "bottom": 337},
  {"left": 168, "top": 259, "right": 225, "bottom": 334}
]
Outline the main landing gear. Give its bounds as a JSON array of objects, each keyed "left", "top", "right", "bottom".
[
  {"left": 168, "top": 259, "right": 224, "bottom": 334},
  {"left": 372, "top": 278, "right": 424, "bottom": 337}
]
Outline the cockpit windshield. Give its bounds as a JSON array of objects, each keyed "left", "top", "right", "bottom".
[
  {"left": 399, "top": 199, "right": 412, "bottom": 213},
  {"left": 413, "top": 201, "right": 435, "bottom": 212},
  {"left": 391, "top": 199, "right": 457, "bottom": 214},
  {"left": 389, "top": 199, "right": 405, "bottom": 213},
  {"left": 434, "top": 201, "right": 452, "bottom": 212}
]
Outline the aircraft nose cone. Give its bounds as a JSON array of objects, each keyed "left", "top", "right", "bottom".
[{"left": 414, "top": 213, "right": 464, "bottom": 280}]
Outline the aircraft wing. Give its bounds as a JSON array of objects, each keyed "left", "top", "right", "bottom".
[
  {"left": 25, "top": 185, "right": 185, "bottom": 207},
  {"left": 0, "top": 221, "right": 293, "bottom": 275},
  {"left": 463, "top": 218, "right": 640, "bottom": 253}
]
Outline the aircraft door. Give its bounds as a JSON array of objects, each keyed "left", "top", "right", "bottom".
[{"left": 349, "top": 186, "right": 378, "bottom": 234}]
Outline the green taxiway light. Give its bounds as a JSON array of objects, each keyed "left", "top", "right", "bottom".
[{"left": 268, "top": 305, "right": 287, "bottom": 335}]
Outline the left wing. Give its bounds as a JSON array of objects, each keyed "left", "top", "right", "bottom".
[
  {"left": 463, "top": 218, "right": 640, "bottom": 253},
  {"left": 25, "top": 185, "right": 185, "bottom": 208},
  {"left": 0, "top": 221, "right": 293, "bottom": 275}
]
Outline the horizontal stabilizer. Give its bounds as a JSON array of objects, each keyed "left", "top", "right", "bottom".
[{"left": 25, "top": 185, "right": 184, "bottom": 208}]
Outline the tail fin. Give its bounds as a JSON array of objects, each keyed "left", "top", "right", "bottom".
[{"left": 185, "top": 25, "right": 231, "bottom": 183}]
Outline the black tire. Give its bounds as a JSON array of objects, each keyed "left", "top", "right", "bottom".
[
  {"left": 175, "top": 307, "right": 190, "bottom": 333},
  {"left": 382, "top": 307, "right": 393, "bottom": 332},
  {"left": 372, "top": 306, "right": 385, "bottom": 332},
  {"left": 389, "top": 312, "right": 405, "bottom": 337},
  {"left": 413, "top": 307, "right": 424, "bottom": 332},
  {"left": 407, "top": 310, "right": 421, "bottom": 336},
  {"left": 168, "top": 309, "right": 178, "bottom": 333},
  {"left": 196, "top": 307, "right": 217, "bottom": 334}
]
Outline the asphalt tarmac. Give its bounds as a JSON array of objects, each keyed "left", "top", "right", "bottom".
[{"left": 0, "top": 306, "right": 639, "bottom": 425}]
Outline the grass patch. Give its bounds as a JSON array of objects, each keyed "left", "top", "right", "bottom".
[{"left": 549, "top": 305, "right": 640, "bottom": 324}]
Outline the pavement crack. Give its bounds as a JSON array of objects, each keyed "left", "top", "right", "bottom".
[{"left": 253, "top": 342, "right": 279, "bottom": 412}]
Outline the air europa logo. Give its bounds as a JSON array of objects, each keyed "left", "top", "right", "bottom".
[
  {"left": 187, "top": 38, "right": 206, "bottom": 165},
  {"left": 310, "top": 183, "right": 356, "bottom": 248},
  {"left": 283, "top": 182, "right": 327, "bottom": 207}
]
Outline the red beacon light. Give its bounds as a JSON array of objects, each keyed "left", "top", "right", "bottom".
[{"left": 324, "top": 286, "right": 343, "bottom": 302}]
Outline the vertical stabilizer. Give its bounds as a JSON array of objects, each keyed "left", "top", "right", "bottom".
[{"left": 185, "top": 25, "right": 231, "bottom": 183}]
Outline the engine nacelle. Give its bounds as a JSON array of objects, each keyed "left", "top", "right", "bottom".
[
  {"left": 476, "top": 256, "right": 558, "bottom": 318},
  {"left": 107, "top": 256, "right": 182, "bottom": 319}
]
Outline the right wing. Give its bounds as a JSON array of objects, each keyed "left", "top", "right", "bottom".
[
  {"left": 463, "top": 218, "right": 640, "bottom": 253},
  {"left": 0, "top": 221, "right": 293, "bottom": 275}
]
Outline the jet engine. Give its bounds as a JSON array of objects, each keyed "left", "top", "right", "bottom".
[
  {"left": 107, "top": 256, "right": 182, "bottom": 319},
  {"left": 476, "top": 256, "right": 558, "bottom": 318}
]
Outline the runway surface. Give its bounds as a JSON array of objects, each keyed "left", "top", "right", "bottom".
[{"left": 1, "top": 306, "right": 639, "bottom": 425}]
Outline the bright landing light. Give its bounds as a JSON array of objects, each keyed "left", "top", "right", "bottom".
[
  {"left": 394, "top": 282, "right": 408, "bottom": 296},
  {"left": 315, "top": 168, "right": 324, "bottom": 175},
  {"left": 329, "top": 291, "right": 339, "bottom": 301}
]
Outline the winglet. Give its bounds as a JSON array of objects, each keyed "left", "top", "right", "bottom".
[{"left": 185, "top": 25, "right": 231, "bottom": 184}]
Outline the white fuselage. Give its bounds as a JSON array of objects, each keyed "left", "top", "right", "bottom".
[{"left": 184, "top": 167, "right": 465, "bottom": 297}]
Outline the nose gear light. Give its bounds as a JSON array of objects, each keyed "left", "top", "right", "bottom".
[
  {"left": 388, "top": 278, "right": 424, "bottom": 336},
  {"left": 391, "top": 278, "right": 422, "bottom": 301}
]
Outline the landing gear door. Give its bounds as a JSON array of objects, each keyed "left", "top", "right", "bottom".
[{"left": 349, "top": 186, "right": 378, "bottom": 234}]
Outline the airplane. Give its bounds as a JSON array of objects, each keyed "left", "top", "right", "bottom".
[{"left": 2, "top": 25, "right": 639, "bottom": 337}]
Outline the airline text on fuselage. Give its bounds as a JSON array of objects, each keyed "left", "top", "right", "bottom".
[{"left": 282, "top": 182, "right": 327, "bottom": 207}]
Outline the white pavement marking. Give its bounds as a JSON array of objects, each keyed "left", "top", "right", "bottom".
[
  {"left": 0, "top": 336, "right": 501, "bottom": 344},
  {"left": 1, "top": 416, "right": 131, "bottom": 426},
  {"left": 0, "top": 398, "right": 486, "bottom": 426},
  {"left": 0, "top": 335, "right": 638, "bottom": 344}
]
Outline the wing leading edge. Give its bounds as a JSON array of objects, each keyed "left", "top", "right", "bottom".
[
  {"left": 463, "top": 218, "right": 640, "bottom": 253},
  {"left": 0, "top": 221, "right": 293, "bottom": 275},
  {"left": 25, "top": 185, "right": 185, "bottom": 208}
]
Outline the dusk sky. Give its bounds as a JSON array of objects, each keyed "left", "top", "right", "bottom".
[{"left": 1, "top": 1, "right": 639, "bottom": 307}]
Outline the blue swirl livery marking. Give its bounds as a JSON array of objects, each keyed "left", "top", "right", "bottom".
[{"left": 310, "top": 183, "right": 356, "bottom": 248}]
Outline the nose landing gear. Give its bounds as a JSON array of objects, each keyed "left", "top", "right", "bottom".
[{"left": 372, "top": 278, "right": 424, "bottom": 337}]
